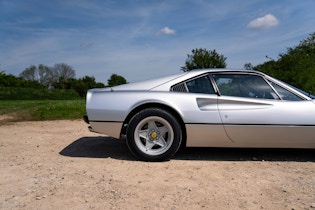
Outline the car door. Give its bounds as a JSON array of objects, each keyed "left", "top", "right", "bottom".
[
  {"left": 172, "top": 74, "right": 231, "bottom": 147},
  {"left": 212, "top": 73, "right": 315, "bottom": 148}
]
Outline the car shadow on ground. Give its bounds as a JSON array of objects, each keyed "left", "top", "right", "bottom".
[
  {"left": 59, "top": 136, "right": 134, "bottom": 160},
  {"left": 60, "top": 136, "right": 315, "bottom": 162}
]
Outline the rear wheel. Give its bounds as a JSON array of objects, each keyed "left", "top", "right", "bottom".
[{"left": 126, "top": 108, "right": 182, "bottom": 161}]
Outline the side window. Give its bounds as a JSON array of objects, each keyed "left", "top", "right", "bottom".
[
  {"left": 269, "top": 81, "right": 303, "bottom": 101},
  {"left": 213, "top": 74, "right": 279, "bottom": 99},
  {"left": 186, "top": 75, "right": 215, "bottom": 94}
]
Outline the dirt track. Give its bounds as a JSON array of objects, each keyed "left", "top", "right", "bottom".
[{"left": 1, "top": 120, "right": 314, "bottom": 209}]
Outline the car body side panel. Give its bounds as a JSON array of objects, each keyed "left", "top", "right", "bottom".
[
  {"left": 86, "top": 91, "right": 226, "bottom": 139},
  {"left": 186, "top": 124, "right": 231, "bottom": 147},
  {"left": 218, "top": 97, "right": 315, "bottom": 125},
  {"left": 217, "top": 96, "right": 315, "bottom": 147},
  {"left": 223, "top": 125, "right": 315, "bottom": 148},
  {"left": 89, "top": 121, "right": 122, "bottom": 137}
]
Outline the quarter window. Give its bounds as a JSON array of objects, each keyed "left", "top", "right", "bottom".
[
  {"left": 213, "top": 74, "right": 279, "bottom": 99},
  {"left": 269, "top": 81, "right": 303, "bottom": 101},
  {"left": 186, "top": 75, "right": 215, "bottom": 94}
]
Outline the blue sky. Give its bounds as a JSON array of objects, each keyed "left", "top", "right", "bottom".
[{"left": 1, "top": 0, "right": 315, "bottom": 84}]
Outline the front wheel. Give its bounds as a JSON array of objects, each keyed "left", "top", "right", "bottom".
[{"left": 126, "top": 108, "right": 182, "bottom": 161}]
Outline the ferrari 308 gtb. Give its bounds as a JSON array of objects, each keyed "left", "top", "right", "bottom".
[{"left": 84, "top": 69, "right": 315, "bottom": 161}]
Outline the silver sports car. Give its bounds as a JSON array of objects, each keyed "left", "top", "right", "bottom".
[{"left": 84, "top": 69, "right": 315, "bottom": 161}]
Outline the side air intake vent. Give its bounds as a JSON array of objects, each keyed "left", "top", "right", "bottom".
[{"left": 171, "top": 83, "right": 188, "bottom": 92}]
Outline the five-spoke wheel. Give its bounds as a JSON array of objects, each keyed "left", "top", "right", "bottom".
[{"left": 126, "top": 108, "right": 182, "bottom": 161}]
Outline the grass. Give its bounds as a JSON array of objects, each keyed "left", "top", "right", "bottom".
[{"left": 0, "top": 100, "right": 86, "bottom": 122}]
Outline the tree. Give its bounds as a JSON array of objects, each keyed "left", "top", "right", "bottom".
[
  {"left": 52, "top": 63, "right": 76, "bottom": 89},
  {"left": 19, "top": 65, "right": 37, "bottom": 81},
  {"left": 77, "top": 76, "right": 105, "bottom": 97},
  {"left": 181, "top": 48, "right": 227, "bottom": 72},
  {"left": 253, "top": 32, "right": 315, "bottom": 93},
  {"left": 299, "top": 32, "right": 315, "bottom": 49},
  {"left": 107, "top": 74, "right": 127, "bottom": 87},
  {"left": 20, "top": 63, "right": 76, "bottom": 88},
  {"left": 38, "top": 64, "right": 54, "bottom": 88},
  {"left": 20, "top": 64, "right": 53, "bottom": 88},
  {"left": 53, "top": 63, "right": 75, "bottom": 81},
  {"left": 1, "top": 71, "right": 43, "bottom": 88},
  {"left": 244, "top": 63, "right": 254, "bottom": 70},
  {"left": 53, "top": 76, "right": 106, "bottom": 97}
]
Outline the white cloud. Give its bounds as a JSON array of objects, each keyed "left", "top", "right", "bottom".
[
  {"left": 247, "top": 14, "right": 279, "bottom": 29},
  {"left": 160, "top": 26, "right": 176, "bottom": 35}
]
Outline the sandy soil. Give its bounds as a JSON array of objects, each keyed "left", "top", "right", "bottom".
[{"left": 0, "top": 120, "right": 314, "bottom": 210}]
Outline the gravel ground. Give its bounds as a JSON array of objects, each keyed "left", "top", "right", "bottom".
[{"left": 0, "top": 120, "right": 314, "bottom": 210}]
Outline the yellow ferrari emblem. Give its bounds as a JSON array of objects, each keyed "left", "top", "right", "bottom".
[{"left": 151, "top": 132, "right": 157, "bottom": 139}]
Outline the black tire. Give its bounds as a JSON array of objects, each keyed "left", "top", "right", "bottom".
[{"left": 126, "top": 108, "right": 182, "bottom": 162}]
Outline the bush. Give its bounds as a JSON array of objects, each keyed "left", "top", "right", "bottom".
[{"left": 0, "top": 87, "right": 81, "bottom": 100}]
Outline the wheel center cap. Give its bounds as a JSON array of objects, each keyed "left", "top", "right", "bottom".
[{"left": 151, "top": 132, "right": 157, "bottom": 139}]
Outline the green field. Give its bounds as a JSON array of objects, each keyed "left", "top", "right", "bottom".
[{"left": 0, "top": 100, "right": 86, "bottom": 122}]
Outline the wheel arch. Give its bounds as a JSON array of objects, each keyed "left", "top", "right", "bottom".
[{"left": 121, "top": 102, "right": 187, "bottom": 146}]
